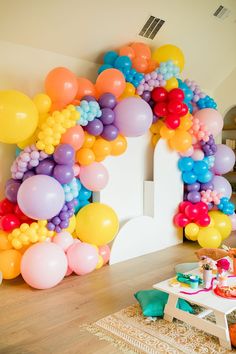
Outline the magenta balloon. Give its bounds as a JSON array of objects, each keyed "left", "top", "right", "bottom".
[
  {"left": 212, "top": 175, "right": 232, "bottom": 198},
  {"left": 79, "top": 162, "right": 109, "bottom": 191},
  {"left": 194, "top": 108, "right": 223, "bottom": 137},
  {"left": 21, "top": 242, "right": 67, "bottom": 289},
  {"left": 114, "top": 97, "right": 153, "bottom": 137},
  {"left": 213, "top": 144, "right": 235, "bottom": 175},
  {"left": 17, "top": 175, "right": 65, "bottom": 219}
]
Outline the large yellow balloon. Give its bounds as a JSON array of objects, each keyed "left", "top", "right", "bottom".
[
  {"left": 197, "top": 227, "right": 222, "bottom": 248},
  {"left": 0, "top": 90, "right": 38, "bottom": 144},
  {"left": 76, "top": 203, "right": 119, "bottom": 246},
  {"left": 152, "top": 44, "right": 185, "bottom": 72},
  {"left": 209, "top": 211, "right": 232, "bottom": 240},
  {"left": 0, "top": 249, "right": 22, "bottom": 279}
]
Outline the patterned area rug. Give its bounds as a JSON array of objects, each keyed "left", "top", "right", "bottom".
[{"left": 83, "top": 304, "right": 236, "bottom": 354}]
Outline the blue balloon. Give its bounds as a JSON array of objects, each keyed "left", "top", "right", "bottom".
[
  {"left": 15, "top": 147, "right": 22, "bottom": 157},
  {"left": 104, "top": 51, "right": 118, "bottom": 65},
  {"left": 178, "top": 157, "right": 194, "bottom": 172},
  {"left": 197, "top": 170, "right": 213, "bottom": 183},
  {"left": 98, "top": 64, "right": 113, "bottom": 74},
  {"left": 193, "top": 161, "right": 208, "bottom": 175},
  {"left": 114, "top": 56, "right": 132, "bottom": 70},
  {"left": 79, "top": 186, "right": 92, "bottom": 201},
  {"left": 182, "top": 171, "right": 198, "bottom": 184}
]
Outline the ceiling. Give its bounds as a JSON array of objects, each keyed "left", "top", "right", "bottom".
[{"left": 0, "top": 0, "right": 236, "bottom": 91}]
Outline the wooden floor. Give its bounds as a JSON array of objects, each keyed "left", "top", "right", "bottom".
[{"left": 0, "top": 234, "right": 235, "bottom": 354}]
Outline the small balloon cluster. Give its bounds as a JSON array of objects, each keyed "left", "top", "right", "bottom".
[{"left": 218, "top": 197, "right": 235, "bottom": 215}]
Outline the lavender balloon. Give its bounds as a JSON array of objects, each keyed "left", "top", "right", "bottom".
[
  {"left": 200, "top": 181, "right": 214, "bottom": 191},
  {"left": 98, "top": 93, "right": 117, "bottom": 109},
  {"left": 36, "top": 159, "right": 55, "bottom": 176},
  {"left": 187, "top": 191, "right": 201, "bottom": 203},
  {"left": 212, "top": 175, "right": 232, "bottom": 198},
  {"left": 53, "top": 165, "right": 74, "bottom": 184},
  {"left": 213, "top": 144, "right": 235, "bottom": 175},
  {"left": 186, "top": 182, "right": 200, "bottom": 192},
  {"left": 5, "top": 179, "right": 21, "bottom": 203},
  {"left": 85, "top": 119, "right": 104, "bottom": 136},
  {"left": 53, "top": 144, "right": 75, "bottom": 165},
  {"left": 101, "top": 125, "right": 119, "bottom": 141},
  {"left": 141, "top": 91, "right": 151, "bottom": 102}
]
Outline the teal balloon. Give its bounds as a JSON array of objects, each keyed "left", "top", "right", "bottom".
[
  {"left": 182, "top": 171, "right": 197, "bottom": 184},
  {"left": 197, "top": 170, "right": 213, "bottom": 183},
  {"left": 15, "top": 147, "right": 22, "bottom": 157},
  {"left": 98, "top": 64, "right": 113, "bottom": 74},
  {"left": 193, "top": 161, "right": 208, "bottom": 175},
  {"left": 114, "top": 56, "right": 132, "bottom": 70},
  {"left": 79, "top": 186, "right": 92, "bottom": 201},
  {"left": 178, "top": 157, "right": 194, "bottom": 172},
  {"left": 104, "top": 51, "right": 118, "bottom": 65}
]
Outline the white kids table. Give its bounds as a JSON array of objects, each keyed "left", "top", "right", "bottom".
[{"left": 153, "top": 270, "right": 236, "bottom": 350}]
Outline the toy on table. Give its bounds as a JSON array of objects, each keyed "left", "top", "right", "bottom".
[{"left": 169, "top": 272, "right": 203, "bottom": 289}]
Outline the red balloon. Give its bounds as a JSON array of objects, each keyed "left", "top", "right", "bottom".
[
  {"left": 168, "top": 88, "right": 185, "bottom": 102},
  {"left": 197, "top": 214, "right": 210, "bottom": 227},
  {"left": 185, "top": 204, "right": 200, "bottom": 221},
  {"left": 154, "top": 102, "right": 168, "bottom": 117},
  {"left": 167, "top": 100, "right": 183, "bottom": 115},
  {"left": 179, "top": 103, "right": 189, "bottom": 117},
  {"left": 174, "top": 213, "right": 189, "bottom": 227},
  {"left": 179, "top": 201, "right": 191, "bottom": 213},
  {"left": 151, "top": 87, "right": 168, "bottom": 102},
  {"left": 0, "top": 214, "right": 21, "bottom": 232},
  {"left": 0, "top": 198, "right": 15, "bottom": 215},
  {"left": 14, "top": 205, "right": 33, "bottom": 223},
  {"left": 195, "top": 201, "right": 208, "bottom": 215},
  {"left": 165, "top": 114, "right": 180, "bottom": 129}
]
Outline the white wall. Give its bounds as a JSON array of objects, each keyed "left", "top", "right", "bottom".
[{"left": 214, "top": 67, "right": 236, "bottom": 116}]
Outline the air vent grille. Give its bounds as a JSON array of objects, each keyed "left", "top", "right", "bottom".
[
  {"left": 139, "top": 16, "right": 165, "bottom": 39},
  {"left": 213, "top": 5, "right": 231, "bottom": 19}
]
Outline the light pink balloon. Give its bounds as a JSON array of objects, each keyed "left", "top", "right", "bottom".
[
  {"left": 194, "top": 108, "right": 223, "bottom": 137},
  {"left": 21, "top": 242, "right": 68, "bottom": 289},
  {"left": 67, "top": 242, "right": 99, "bottom": 275},
  {"left": 179, "top": 146, "right": 194, "bottom": 157},
  {"left": 65, "top": 265, "right": 73, "bottom": 276},
  {"left": 73, "top": 164, "right": 80, "bottom": 177},
  {"left": 53, "top": 231, "right": 74, "bottom": 252},
  {"left": 98, "top": 245, "right": 110, "bottom": 264},
  {"left": 229, "top": 213, "right": 236, "bottom": 231},
  {"left": 191, "top": 149, "right": 204, "bottom": 161},
  {"left": 80, "top": 162, "right": 109, "bottom": 191},
  {"left": 17, "top": 175, "right": 65, "bottom": 220}
]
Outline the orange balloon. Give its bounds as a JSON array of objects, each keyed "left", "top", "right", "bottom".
[
  {"left": 0, "top": 249, "right": 22, "bottom": 279},
  {"left": 76, "top": 147, "right": 95, "bottom": 165},
  {"left": 169, "top": 130, "right": 192, "bottom": 152},
  {"left": 150, "top": 120, "right": 164, "bottom": 134},
  {"left": 95, "top": 69, "right": 126, "bottom": 98},
  {"left": 76, "top": 77, "right": 96, "bottom": 100},
  {"left": 131, "top": 42, "right": 151, "bottom": 60},
  {"left": 61, "top": 125, "right": 85, "bottom": 150},
  {"left": 45, "top": 67, "right": 78, "bottom": 105},
  {"left": 160, "top": 125, "right": 175, "bottom": 139},
  {"left": 179, "top": 115, "right": 193, "bottom": 131},
  {"left": 92, "top": 138, "right": 111, "bottom": 157},
  {"left": 50, "top": 100, "right": 68, "bottom": 112},
  {"left": 145, "top": 59, "right": 158, "bottom": 73},
  {"left": 132, "top": 57, "right": 148, "bottom": 73},
  {"left": 0, "top": 231, "right": 12, "bottom": 250},
  {"left": 110, "top": 135, "right": 127, "bottom": 156},
  {"left": 95, "top": 155, "right": 106, "bottom": 162},
  {"left": 119, "top": 46, "right": 135, "bottom": 59},
  {"left": 151, "top": 134, "right": 161, "bottom": 147},
  {"left": 82, "top": 132, "right": 96, "bottom": 148}
]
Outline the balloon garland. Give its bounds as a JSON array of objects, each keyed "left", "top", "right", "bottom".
[{"left": 0, "top": 42, "right": 235, "bottom": 289}]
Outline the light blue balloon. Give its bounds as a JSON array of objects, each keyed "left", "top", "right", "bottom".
[
  {"left": 193, "top": 161, "right": 208, "bottom": 175},
  {"left": 178, "top": 157, "right": 194, "bottom": 172},
  {"left": 114, "top": 56, "right": 132, "bottom": 70},
  {"left": 197, "top": 170, "right": 213, "bottom": 183},
  {"left": 182, "top": 171, "right": 198, "bottom": 184}
]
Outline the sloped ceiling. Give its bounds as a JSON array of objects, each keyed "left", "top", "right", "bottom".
[{"left": 0, "top": 0, "right": 236, "bottom": 91}]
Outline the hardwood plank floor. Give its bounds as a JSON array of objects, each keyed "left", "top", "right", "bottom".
[{"left": 0, "top": 235, "right": 235, "bottom": 354}]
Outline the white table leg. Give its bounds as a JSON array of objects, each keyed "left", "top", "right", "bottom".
[
  {"left": 164, "top": 293, "right": 178, "bottom": 322},
  {"left": 214, "top": 311, "right": 231, "bottom": 350}
]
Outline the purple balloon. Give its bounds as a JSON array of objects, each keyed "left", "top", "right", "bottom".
[
  {"left": 186, "top": 182, "right": 200, "bottom": 192},
  {"left": 53, "top": 165, "right": 74, "bottom": 184},
  {"left": 141, "top": 91, "right": 151, "bottom": 102},
  {"left": 101, "top": 124, "right": 119, "bottom": 141},
  {"left": 212, "top": 175, "right": 232, "bottom": 198},
  {"left": 213, "top": 144, "right": 235, "bottom": 175},
  {"left": 5, "top": 179, "right": 21, "bottom": 203},
  {"left": 36, "top": 159, "right": 55, "bottom": 176},
  {"left": 60, "top": 220, "right": 69, "bottom": 229},
  {"left": 100, "top": 108, "right": 115, "bottom": 125},
  {"left": 187, "top": 191, "right": 201, "bottom": 203},
  {"left": 85, "top": 119, "right": 104, "bottom": 136},
  {"left": 47, "top": 222, "right": 55, "bottom": 231},
  {"left": 81, "top": 95, "right": 97, "bottom": 102},
  {"left": 53, "top": 144, "right": 75, "bottom": 165},
  {"left": 200, "top": 181, "right": 214, "bottom": 191},
  {"left": 22, "top": 171, "right": 35, "bottom": 181},
  {"left": 52, "top": 216, "right": 61, "bottom": 225},
  {"left": 98, "top": 93, "right": 117, "bottom": 109}
]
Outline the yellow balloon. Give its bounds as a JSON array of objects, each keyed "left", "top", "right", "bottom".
[
  {"left": 169, "top": 130, "right": 192, "bottom": 152},
  {"left": 96, "top": 255, "right": 104, "bottom": 269},
  {"left": 0, "top": 230, "right": 12, "bottom": 250},
  {"left": 33, "top": 93, "right": 52, "bottom": 114},
  {"left": 64, "top": 215, "right": 76, "bottom": 234},
  {"left": 120, "top": 83, "right": 136, "bottom": 99},
  {"left": 17, "top": 128, "right": 39, "bottom": 149},
  {"left": 209, "top": 211, "right": 232, "bottom": 240},
  {"left": 165, "top": 77, "right": 178, "bottom": 91},
  {"left": 0, "top": 249, "right": 22, "bottom": 279},
  {"left": 197, "top": 227, "right": 222, "bottom": 248},
  {"left": 0, "top": 90, "right": 38, "bottom": 144},
  {"left": 178, "top": 115, "right": 193, "bottom": 131},
  {"left": 76, "top": 203, "right": 119, "bottom": 246},
  {"left": 160, "top": 125, "right": 175, "bottom": 139},
  {"left": 150, "top": 120, "right": 164, "bottom": 134},
  {"left": 151, "top": 134, "right": 161, "bottom": 147},
  {"left": 185, "top": 223, "right": 199, "bottom": 239},
  {"left": 152, "top": 44, "right": 185, "bottom": 72}
]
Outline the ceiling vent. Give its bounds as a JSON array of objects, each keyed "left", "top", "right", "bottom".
[
  {"left": 213, "top": 5, "right": 231, "bottom": 20},
  {"left": 139, "top": 16, "right": 165, "bottom": 40}
]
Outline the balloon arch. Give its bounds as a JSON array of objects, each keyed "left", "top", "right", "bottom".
[{"left": 0, "top": 42, "right": 235, "bottom": 289}]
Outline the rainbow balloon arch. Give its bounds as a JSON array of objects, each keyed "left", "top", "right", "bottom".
[{"left": 0, "top": 42, "right": 235, "bottom": 289}]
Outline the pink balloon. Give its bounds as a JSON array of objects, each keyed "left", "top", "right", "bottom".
[
  {"left": 67, "top": 242, "right": 99, "bottom": 275},
  {"left": 80, "top": 162, "right": 109, "bottom": 191},
  {"left": 21, "top": 243, "right": 67, "bottom": 289},
  {"left": 114, "top": 97, "right": 153, "bottom": 137},
  {"left": 194, "top": 108, "right": 223, "bottom": 137},
  {"left": 179, "top": 146, "right": 194, "bottom": 157},
  {"left": 213, "top": 144, "right": 235, "bottom": 175},
  {"left": 98, "top": 245, "right": 110, "bottom": 264},
  {"left": 212, "top": 175, "right": 232, "bottom": 198},
  {"left": 73, "top": 164, "right": 80, "bottom": 177},
  {"left": 65, "top": 265, "right": 73, "bottom": 276},
  {"left": 191, "top": 149, "right": 204, "bottom": 161},
  {"left": 17, "top": 175, "right": 65, "bottom": 220},
  {"left": 53, "top": 231, "right": 74, "bottom": 252},
  {"left": 229, "top": 213, "right": 236, "bottom": 231}
]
